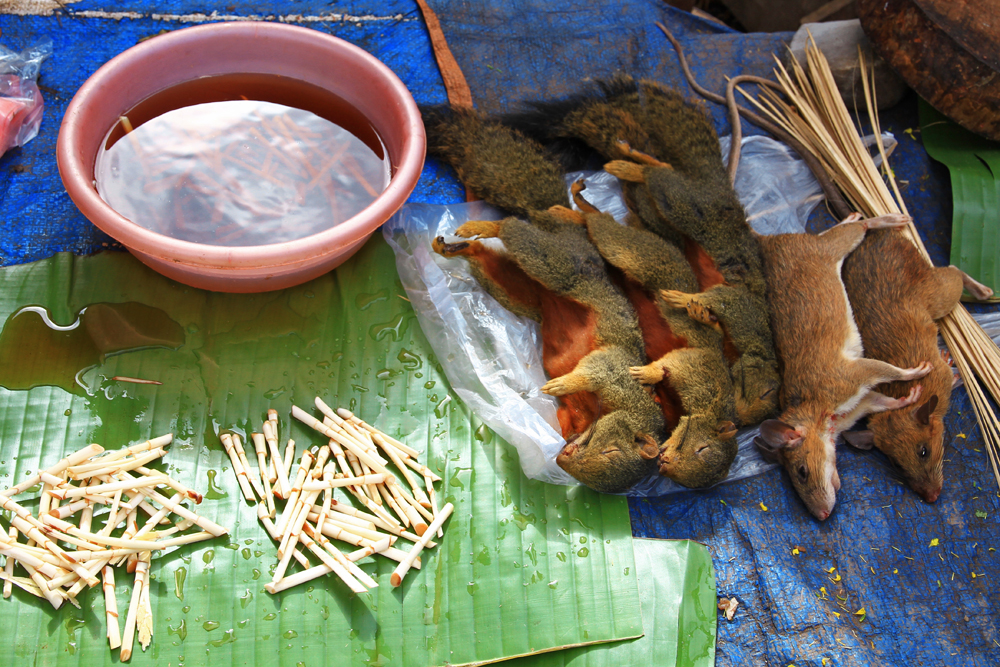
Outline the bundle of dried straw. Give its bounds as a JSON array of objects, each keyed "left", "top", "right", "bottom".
[{"left": 736, "top": 37, "right": 1000, "bottom": 488}]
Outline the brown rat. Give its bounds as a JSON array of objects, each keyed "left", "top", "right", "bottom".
[
  {"left": 841, "top": 227, "right": 993, "bottom": 502},
  {"left": 752, "top": 213, "right": 934, "bottom": 520}
]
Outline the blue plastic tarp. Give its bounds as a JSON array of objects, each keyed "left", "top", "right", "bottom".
[{"left": 0, "top": 1, "right": 997, "bottom": 665}]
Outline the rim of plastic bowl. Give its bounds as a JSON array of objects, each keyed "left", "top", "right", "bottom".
[{"left": 57, "top": 22, "right": 425, "bottom": 269}]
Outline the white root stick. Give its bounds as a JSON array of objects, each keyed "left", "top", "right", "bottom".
[
  {"left": 220, "top": 433, "right": 256, "bottom": 502},
  {"left": 233, "top": 434, "right": 265, "bottom": 500},
  {"left": 282, "top": 439, "right": 296, "bottom": 496},
  {"left": 391, "top": 503, "right": 454, "bottom": 587},
  {"left": 238, "top": 404, "right": 444, "bottom": 596},
  {"left": 0, "top": 436, "right": 221, "bottom": 661},
  {"left": 252, "top": 432, "right": 277, "bottom": 518},
  {"left": 3, "top": 525, "right": 15, "bottom": 599},
  {"left": 120, "top": 554, "right": 149, "bottom": 661},
  {"left": 104, "top": 565, "right": 122, "bottom": 650}
]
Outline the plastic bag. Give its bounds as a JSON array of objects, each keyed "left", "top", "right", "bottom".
[
  {"left": 383, "top": 202, "right": 575, "bottom": 486},
  {"left": 0, "top": 37, "right": 53, "bottom": 156},
  {"left": 384, "top": 134, "right": 827, "bottom": 495},
  {"left": 720, "top": 135, "right": 824, "bottom": 234}
]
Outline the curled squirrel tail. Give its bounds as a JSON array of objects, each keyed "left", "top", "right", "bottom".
[
  {"left": 626, "top": 81, "right": 728, "bottom": 182},
  {"left": 422, "top": 106, "right": 569, "bottom": 215}
]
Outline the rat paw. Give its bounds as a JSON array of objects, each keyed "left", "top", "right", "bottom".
[
  {"left": 660, "top": 290, "right": 717, "bottom": 327},
  {"left": 454, "top": 220, "right": 500, "bottom": 239},
  {"left": 432, "top": 236, "right": 474, "bottom": 257},
  {"left": 940, "top": 349, "right": 953, "bottom": 367},
  {"left": 569, "top": 180, "right": 600, "bottom": 214},
  {"left": 955, "top": 267, "right": 995, "bottom": 301},
  {"left": 548, "top": 205, "right": 588, "bottom": 225},
  {"left": 604, "top": 160, "right": 646, "bottom": 183},
  {"left": 901, "top": 360, "right": 933, "bottom": 380},
  {"left": 659, "top": 289, "right": 689, "bottom": 310},
  {"left": 897, "top": 383, "right": 924, "bottom": 408}
]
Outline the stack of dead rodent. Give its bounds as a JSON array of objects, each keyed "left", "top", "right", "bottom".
[
  {"left": 528, "top": 77, "right": 997, "bottom": 518},
  {"left": 427, "top": 75, "right": 994, "bottom": 518},
  {"left": 510, "top": 76, "right": 995, "bottom": 518},
  {"left": 424, "top": 78, "right": 780, "bottom": 494}
]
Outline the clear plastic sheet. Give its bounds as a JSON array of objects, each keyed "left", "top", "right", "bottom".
[
  {"left": 95, "top": 101, "right": 390, "bottom": 246},
  {"left": 383, "top": 202, "right": 575, "bottom": 486},
  {"left": 0, "top": 38, "right": 52, "bottom": 155},
  {"left": 384, "top": 135, "right": 837, "bottom": 494},
  {"left": 720, "top": 135, "right": 824, "bottom": 235}
]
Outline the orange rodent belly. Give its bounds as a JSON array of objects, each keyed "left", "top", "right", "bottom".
[
  {"left": 685, "top": 238, "right": 725, "bottom": 291},
  {"left": 471, "top": 244, "right": 600, "bottom": 440},
  {"left": 539, "top": 292, "right": 601, "bottom": 438},
  {"left": 615, "top": 272, "right": 685, "bottom": 430}
]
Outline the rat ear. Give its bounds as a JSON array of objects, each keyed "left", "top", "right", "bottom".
[
  {"left": 716, "top": 420, "right": 738, "bottom": 440},
  {"left": 753, "top": 436, "right": 781, "bottom": 463},
  {"left": 758, "top": 420, "right": 803, "bottom": 450},
  {"left": 636, "top": 433, "right": 660, "bottom": 460},
  {"left": 915, "top": 395, "right": 938, "bottom": 426},
  {"left": 842, "top": 430, "right": 875, "bottom": 450}
]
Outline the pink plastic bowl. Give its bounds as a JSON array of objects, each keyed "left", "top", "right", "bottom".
[{"left": 57, "top": 22, "right": 425, "bottom": 293}]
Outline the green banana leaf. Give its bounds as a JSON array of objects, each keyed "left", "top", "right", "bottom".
[
  {"left": 920, "top": 99, "right": 1000, "bottom": 298},
  {"left": 0, "top": 239, "right": 643, "bottom": 666},
  {"left": 512, "top": 539, "right": 716, "bottom": 667}
]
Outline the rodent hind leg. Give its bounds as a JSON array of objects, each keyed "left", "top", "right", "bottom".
[
  {"left": 816, "top": 214, "right": 911, "bottom": 261},
  {"left": 849, "top": 357, "right": 933, "bottom": 387},
  {"left": 616, "top": 141, "right": 671, "bottom": 168},
  {"left": 840, "top": 385, "right": 924, "bottom": 427},
  {"left": 949, "top": 265, "right": 994, "bottom": 302},
  {"left": 860, "top": 213, "right": 911, "bottom": 231},
  {"left": 497, "top": 217, "right": 595, "bottom": 292},
  {"left": 919, "top": 265, "right": 965, "bottom": 319}
]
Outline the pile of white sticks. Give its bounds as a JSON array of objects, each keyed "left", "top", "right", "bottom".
[
  {"left": 0, "top": 435, "right": 225, "bottom": 661},
  {"left": 224, "top": 399, "right": 452, "bottom": 594}
]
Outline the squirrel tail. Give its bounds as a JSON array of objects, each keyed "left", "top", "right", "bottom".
[
  {"left": 422, "top": 106, "right": 569, "bottom": 215},
  {"left": 624, "top": 80, "right": 727, "bottom": 182},
  {"left": 504, "top": 76, "right": 728, "bottom": 183}
]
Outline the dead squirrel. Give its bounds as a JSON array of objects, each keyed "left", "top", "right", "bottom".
[
  {"left": 434, "top": 213, "right": 665, "bottom": 493},
  {"left": 567, "top": 201, "right": 739, "bottom": 487},
  {"left": 511, "top": 77, "right": 779, "bottom": 425},
  {"left": 424, "top": 109, "right": 665, "bottom": 492},
  {"left": 841, "top": 228, "right": 993, "bottom": 502}
]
